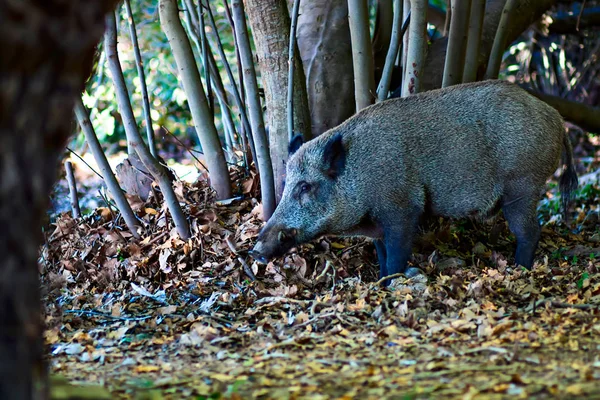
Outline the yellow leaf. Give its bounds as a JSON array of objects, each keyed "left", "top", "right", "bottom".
[
  {"left": 566, "top": 384, "right": 584, "bottom": 395},
  {"left": 145, "top": 208, "right": 158, "bottom": 215},
  {"left": 135, "top": 365, "right": 160, "bottom": 373},
  {"left": 330, "top": 242, "right": 346, "bottom": 249}
]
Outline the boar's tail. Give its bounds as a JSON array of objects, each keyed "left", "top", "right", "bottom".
[{"left": 559, "top": 132, "right": 578, "bottom": 219}]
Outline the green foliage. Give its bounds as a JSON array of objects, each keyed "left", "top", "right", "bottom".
[{"left": 78, "top": 0, "right": 240, "bottom": 154}]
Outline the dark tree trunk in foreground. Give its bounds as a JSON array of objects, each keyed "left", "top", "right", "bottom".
[{"left": 0, "top": 1, "right": 118, "bottom": 398}]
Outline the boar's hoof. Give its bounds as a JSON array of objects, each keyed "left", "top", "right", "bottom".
[
  {"left": 405, "top": 267, "right": 425, "bottom": 278},
  {"left": 248, "top": 250, "right": 269, "bottom": 265}
]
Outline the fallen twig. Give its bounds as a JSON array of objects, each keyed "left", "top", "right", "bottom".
[
  {"left": 375, "top": 272, "right": 407, "bottom": 286},
  {"left": 294, "top": 311, "right": 337, "bottom": 329},
  {"left": 64, "top": 309, "right": 153, "bottom": 322},
  {"left": 238, "top": 256, "right": 256, "bottom": 282},
  {"left": 531, "top": 298, "right": 600, "bottom": 313},
  {"left": 315, "top": 260, "right": 333, "bottom": 283}
]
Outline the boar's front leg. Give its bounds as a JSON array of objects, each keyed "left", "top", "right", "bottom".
[{"left": 379, "top": 209, "right": 421, "bottom": 285}]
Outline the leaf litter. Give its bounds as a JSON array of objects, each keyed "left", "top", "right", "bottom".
[{"left": 42, "top": 171, "right": 600, "bottom": 399}]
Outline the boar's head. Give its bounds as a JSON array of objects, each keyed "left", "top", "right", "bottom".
[{"left": 250, "top": 133, "right": 346, "bottom": 263}]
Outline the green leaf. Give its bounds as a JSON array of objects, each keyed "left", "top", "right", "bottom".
[{"left": 577, "top": 272, "right": 589, "bottom": 289}]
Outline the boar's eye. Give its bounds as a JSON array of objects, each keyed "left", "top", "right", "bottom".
[{"left": 299, "top": 182, "right": 311, "bottom": 195}]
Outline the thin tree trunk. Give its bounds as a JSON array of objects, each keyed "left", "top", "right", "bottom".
[
  {"left": 462, "top": 0, "right": 486, "bottom": 82},
  {"left": 74, "top": 97, "right": 142, "bottom": 239},
  {"left": 245, "top": 0, "right": 312, "bottom": 202},
  {"left": 287, "top": 0, "right": 301, "bottom": 140},
  {"left": 106, "top": 12, "right": 192, "bottom": 239},
  {"left": 373, "top": 0, "right": 394, "bottom": 82},
  {"left": 159, "top": 0, "right": 232, "bottom": 201},
  {"left": 231, "top": 0, "right": 276, "bottom": 220},
  {"left": 65, "top": 161, "right": 82, "bottom": 219},
  {"left": 104, "top": 11, "right": 137, "bottom": 154},
  {"left": 442, "top": 0, "right": 472, "bottom": 87},
  {"left": 124, "top": 0, "right": 157, "bottom": 157},
  {"left": 204, "top": 2, "right": 258, "bottom": 167},
  {"left": 402, "top": 0, "right": 428, "bottom": 96},
  {"left": 444, "top": 0, "right": 452, "bottom": 35},
  {"left": 197, "top": 1, "right": 213, "bottom": 113},
  {"left": 348, "top": 0, "right": 376, "bottom": 111},
  {"left": 377, "top": 0, "right": 403, "bottom": 101},
  {"left": 182, "top": 7, "right": 241, "bottom": 164},
  {"left": 0, "top": 1, "right": 118, "bottom": 398},
  {"left": 485, "top": 0, "right": 518, "bottom": 79},
  {"left": 402, "top": 0, "right": 411, "bottom": 74},
  {"left": 296, "top": 0, "right": 355, "bottom": 136}
]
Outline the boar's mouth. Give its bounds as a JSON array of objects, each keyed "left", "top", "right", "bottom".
[{"left": 250, "top": 226, "right": 298, "bottom": 264}]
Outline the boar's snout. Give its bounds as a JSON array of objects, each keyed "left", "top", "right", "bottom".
[{"left": 250, "top": 225, "right": 298, "bottom": 264}]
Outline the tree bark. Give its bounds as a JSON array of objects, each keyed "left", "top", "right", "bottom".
[
  {"left": 402, "top": 0, "right": 428, "bottom": 96},
  {"left": 231, "top": 0, "right": 276, "bottom": 220},
  {"left": 442, "top": 0, "right": 472, "bottom": 87},
  {"left": 0, "top": 1, "right": 118, "bottom": 398},
  {"left": 296, "top": 0, "right": 355, "bottom": 136},
  {"left": 159, "top": 0, "right": 232, "bottom": 201},
  {"left": 245, "top": 0, "right": 312, "bottom": 202},
  {"left": 348, "top": 0, "right": 376, "bottom": 110}
]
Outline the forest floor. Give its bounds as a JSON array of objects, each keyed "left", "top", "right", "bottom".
[{"left": 43, "top": 149, "right": 600, "bottom": 399}]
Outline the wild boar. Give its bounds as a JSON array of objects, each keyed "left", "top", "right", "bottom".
[{"left": 250, "top": 80, "right": 578, "bottom": 283}]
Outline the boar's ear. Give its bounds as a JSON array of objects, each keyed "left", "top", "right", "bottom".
[
  {"left": 323, "top": 133, "right": 345, "bottom": 179},
  {"left": 288, "top": 133, "right": 304, "bottom": 156}
]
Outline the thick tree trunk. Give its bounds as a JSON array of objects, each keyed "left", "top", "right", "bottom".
[
  {"left": 245, "top": 0, "right": 312, "bottom": 202},
  {"left": 296, "top": 0, "right": 355, "bottom": 136},
  {"left": 0, "top": 1, "right": 118, "bottom": 398}
]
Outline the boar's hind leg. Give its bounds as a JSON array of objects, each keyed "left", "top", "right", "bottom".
[{"left": 502, "top": 193, "right": 541, "bottom": 270}]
